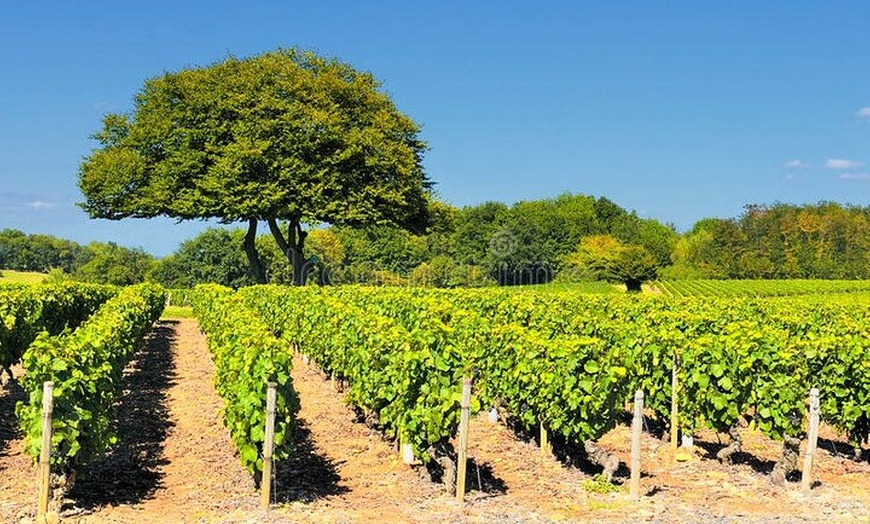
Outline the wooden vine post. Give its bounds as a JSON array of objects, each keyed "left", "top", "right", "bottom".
[
  {"left": 260, "top": 382, "right": 277, "bottom": 510},
  {"left": 37, "top": 381, "right": 54, "bottom": 519},
  {"left": 456, "top": 377, "right": 473, "bottom": 502},
  {"left": 800, "top": 387, "right": 821, "bottom": 493},
  {"left": 540, "top": 422, "right": 550, "bottom": 457},
  {"left": 630, "top": 389, "right": 644, "bottom": 499},
  {"left": 670, "top": 354, "right": 679, "bottom": 453}
]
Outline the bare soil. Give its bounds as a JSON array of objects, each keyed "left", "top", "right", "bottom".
[{"left": 1, "top": 318, "right": 869, "bottom": 523}]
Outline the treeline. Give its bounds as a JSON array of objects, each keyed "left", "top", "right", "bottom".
[
  {"left": 672, "top": 202, "right": 870, "bottom": 280},
  {"left": 0, "top": 229, "right": 153, "bottom": 284},
  {"left": 150, "top": 193, "right": 676, "bottom": 288},
  {"left": 5, "top": 198, "right": 870, "bottom": 288}
]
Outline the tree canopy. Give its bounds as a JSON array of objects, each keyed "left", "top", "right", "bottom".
[
  {"left": 671, "top": 203, "right": 870, "bottom": 279},
  {"left": 79, "top": 48, "right": 432, "bottom": 284}
]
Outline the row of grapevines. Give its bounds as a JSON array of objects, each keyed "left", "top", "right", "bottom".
[
  {"left": 656, "top": 279, "right": 870, "bottom": 297},
  {"left": 450, "top": 288, "right": 870, "bottom": 450},
  {"left": 0, "top": 284, "right": 41, "bottom": 373},
  {"left": 290, "top": 286, "right": 631, "bottom": 455},
  {"left": 164, "top": 288, "right": 193, "bottom": 307},
  {"left": 240, "top": 285, "right": 475, "bottom": 462},
  {"left": 446, "top": 290, "right": 785, "bottom": 437},
  {"left": 190, "top": 284, "right": 299, "bottom": 476},
  {"left": 763, "top": 301, "right": 870, "bottom": 449},
  {"left": 15, "top": 283, "right": 164, "bottom": 477},
  {"left": 236, "top": 284, "right": 870, "bottom": 471},
  {"left": 1, "top": 282, "right": 116, "bottom": 374}
]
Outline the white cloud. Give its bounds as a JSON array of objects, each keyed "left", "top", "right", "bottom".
[
  {"left": 826, "top": 158, "right": 864, "bottom": 170},
  {"left": 783, "top": 159, "right": 808, "bottom": 168},
  {"left": 27, "top": 201, "right": 58, "bottom": 210},
  {"left": 839, "top": 173, "right": 870, "bottom": 181},
  {"left": 856, "top": 107, "right": 870, "bottom": 119}
]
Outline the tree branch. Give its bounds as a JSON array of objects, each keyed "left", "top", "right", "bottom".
[{"left": 268, "top": 219, "right": 290, "bottom": 255}]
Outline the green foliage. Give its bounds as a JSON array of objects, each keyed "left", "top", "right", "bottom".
[
  {"left": 0, "top": 270, "right": 49, "bottom": 284},
  {"left": 72, "top": 242, "right": 155, "bottom": 285},
  {"left": 335, "top": 225, "right": 429, "bottom": 282},
  {"left": 0, "top": 282, "right": 115, "bottom": 372},
  {"left": 150, "top": 228, "right": 257, "bottom": 288},
  {"left": 609, "top": 245, "right": 658, "bottom": 292},
  {"left": 0, "top": 284, "right": 41, "bottom": 372},
  {"left": 408, "top": 256, "right": 495, "bottom": 288},
  {"left": 521, "top": 281, "right": 620, "bottom": 294},
  {"left": 655, "top": 279, "right": 870, "bottom": 297},
  {"left": 675, "top": 203, "right": 870, "bottom": 279},
  {"left": 329, "top": 192, "right": 675, "bottom": 287},
  {"left": 241, "top": 285, "right": 475, "bottom": 461},
  {"left": 0, "top": 229, "right": 91, "bottom": 274},
  {"left": 561, "top": 236, "right": 658, "bottom": 291},
  {"left": 200, "top": 284, "right": 870, "bottom": 471},
  {"left": 16, "top": 284, "right": 164, "bottom": 471},
  {"left": 0, "top": 230, "right": 154, "bottom": 286},
  {"left": 451, "top": 201, "right": 509, "bottom": 267},
  {"left": 80, "top": 48, "right": 430, "bottom": 227},
  {"left": 190, "top": 284, "right": 299, "bottom": 474},
  {"left": 79, "top": 48, "right": 432, "bottom": 284},
  {"left": 561, "top": 235, "right": 623, "bottom": 282},
  {"left": 581, "top": 474, "right": 622, "bottom": 493},
  {"left": 161, "top": 305, "right": 194, "bottom": 319}
]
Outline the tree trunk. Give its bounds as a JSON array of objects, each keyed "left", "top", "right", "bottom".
[
  {"left": 243, "top": 218, "right": 267, "bottom": 284},
  {"left": 716, "top": 423, "right": 742, "bottom": 464},
  {"left": 625, "top": 279, "right": 643, "bottom": 293},
  {"left": 268, "top": 218, "right": 308, "bottom": 286},
  {"left": 770, "top": 436, "right": 801, "bottom": 486},
  {"left": 584, "top": 439, "right": 620, "bottom": 482}
]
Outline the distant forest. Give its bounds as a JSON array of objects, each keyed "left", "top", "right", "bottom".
[{"left": 2, "top": 195, "right": 870, "bottom": 288}]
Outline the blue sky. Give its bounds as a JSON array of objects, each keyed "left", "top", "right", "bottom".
[{"left": 1, "top": 2, "right": 868, "bottom": 256}]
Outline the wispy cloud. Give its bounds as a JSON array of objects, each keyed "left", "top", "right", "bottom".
[
  {"left": 27, "top": 201, "right": 58, "bottom": 210},
  {"left": 826, "top": 158, "right": 864, "bottom": 170},
  {"left": 0, "top": 192, "right": 67, "bottom": 212},
  {"left": 839, "top": 173, "right": 870, "bottom": 181},
  {"left": 783, "top": 159, "right": 808, "bottom": 169},
  {"left": 856, "top": 107, "right": 870, "bottom": 119}
]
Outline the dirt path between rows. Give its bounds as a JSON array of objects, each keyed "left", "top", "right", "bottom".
[{"left": 2, "top": 318, "right": 870, "bottom": 523}]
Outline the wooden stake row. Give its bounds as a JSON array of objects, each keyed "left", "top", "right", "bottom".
[{"left": 32, "top": 362, "right": 825, "bottom": 517}]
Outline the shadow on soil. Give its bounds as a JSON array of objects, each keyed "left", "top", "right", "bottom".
[
  {"left": 503, "top": 416, "right": 634, "bottom": 481},
  {"left": 694, "top": 439, "right": 778, "bottom": 476},
  {"left": 463, "top": 458, "right": 508, "bottom": 496},
  {"left": 66, "top": 321, "right": 178, "bottom": 510},
  {"left": 273, "top": 419, "right": 349, "bottom": 503},
  {"left": 422, "top": 448, "right": 509, "bottom": 497},
  {"left": 817, "top": 436, "right": 870, "bottom": 465},
  {"left": 0, "top": 374, "right": 27, "bottom": 470}
]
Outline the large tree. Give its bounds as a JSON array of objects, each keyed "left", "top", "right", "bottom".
[{"left": 79, "top": 48, "right": 432, "bottom": 284}]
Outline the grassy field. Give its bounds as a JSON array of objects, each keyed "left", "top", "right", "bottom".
[
  {"left": 161, "top": 305, "right": 195, "bottom": 319},
  {"left": 0, "top": 270, "right": 47, "bottom": 284}
]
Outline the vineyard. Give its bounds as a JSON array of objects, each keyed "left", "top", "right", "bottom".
[
  {"left": 235, "top": 285, "right": 870, "bottom": 478},
  {"left": 2, "top": 280, "right": 870, "bottom": 522},
  {"left": 653, "top": 278, "right": 870, "bottom": 297}
]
